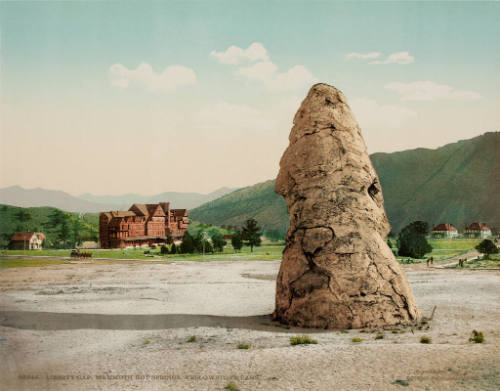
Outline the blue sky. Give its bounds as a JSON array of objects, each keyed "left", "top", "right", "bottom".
[{"left": 1, "top": 1, "right": 499, "bottom": 195}]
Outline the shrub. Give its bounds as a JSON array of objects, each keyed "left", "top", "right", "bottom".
[
  {"left": 143, "top": 250, "right": 150, "bottom": 254},
  {"left": 170, "top": 243, "right": 177, "bottom": 254},
  {"left": 224, "top": 382, "right": 239, "bottom": 391},
  {"left": 143, "top": 340, "right": 150, "bottom": 345},
  {"left": 397, "top": 221, "right": 432, "bottom": 258},
  {"left": 475, "top": 239, "right": 498, "bottom": 259},
  {"left": 160, "top": 245, "right": 168, "bottom": 255},
  {"left": 187, "top": 336, "right": 196, "bottom": 343},
  {"left": 231, "top": 231, "right": 243, "bottom": 252},
  {"left": 392, "top": 379, "right": 409, "bottom": 387},
  {"left": 420, "top": 335, "right": 432, "bottom": 344},
  {"left": 469, "top": 330, "right": 485, "bottom": 343},
  {"left": 375, "top": 333, "right": 384, "bottom": 340},
  {"left": 290, "top": 335, "right": 318, "bottom": 345},
  {"left": 351, "top": 337, "right": 363, "bottom": 343},
  {"left": 237, "top": 344, "right": 250, "bottom": 349}
]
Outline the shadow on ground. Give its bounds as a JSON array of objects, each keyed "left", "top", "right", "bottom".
[{"left": 0, "top": 311, "right": 308, "bottom": 332}]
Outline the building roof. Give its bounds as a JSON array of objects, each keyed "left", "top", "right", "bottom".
[
  {"left": 465, "top": 222, "right": 491, "bottom": 231},
  {"left": 172, "top": 209, "right": 188, "bottom": 217},
  {"left": 11, "top": 232, "right": 46, "bottom": 241},
  {"left": 129, "top": 203, "right": 149, "bottom": 216},
  {"left": 432, "top": 223, "right": 458, "bottom": 232},
  {"left": 146, "top": 204, "right": 166, "bottom": 217}
]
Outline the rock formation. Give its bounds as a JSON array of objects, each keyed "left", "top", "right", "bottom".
[{"left": 274, "top": 83, "right": 420, "bottom": 329}]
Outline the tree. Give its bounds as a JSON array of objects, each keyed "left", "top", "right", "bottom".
[
  {"left": 160, "top": 245, "right": 168, "bottom": 255},
  {"left": 242, "top": 218, "right": 262, "bottom": 252},
  {"left": 170, "top": 243, "right": 177, "bottom": 254},
  {"left": 475, "top": 239, "right": 498, "bottom": 259},
  {"left": 15, "top": 210, "right": 32, "bottom": 232},
  {"left": 397, "top": 221, "right": 433, "bottom": 259},
  {"left": 231, "top": 231, "right": 243, "bottom": 252},
  {"left": 166, "top": 233, "right": 173, "bottom": 245},
  {"left": 195, "top": 231, "right": 212, "bottom": 255},
  {"left": 180, "top": 231, "right": 195, "bottom": 254},
  {"left": 211, "top": 233, "right": 226, "bottom": 253},
  {"left": 14, "top": 209, "right": 33, "bottom": 250}
]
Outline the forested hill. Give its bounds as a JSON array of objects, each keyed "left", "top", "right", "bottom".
[
  {"left": 189, "top": 132, "right": 500, "bottom": 236},
  {"left": 0, "top": 204, "right": 98, "bottom": 248}
]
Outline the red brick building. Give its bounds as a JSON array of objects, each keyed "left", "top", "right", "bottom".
[{"left": 99, "top": 202, "right": 188, "bottom": 249}]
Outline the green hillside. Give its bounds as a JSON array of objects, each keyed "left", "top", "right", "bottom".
[
  {"left": 190, "top": 132, "right": 500, "bottom": 237},
  {"left": 0, "top": 204, "right": 98, "bottom": 248}
]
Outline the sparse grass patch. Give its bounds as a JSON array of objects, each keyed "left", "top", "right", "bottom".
[
  {"left": 392, "top": 329, "right": 399, "bottom": 334},
  {"left": 420, "top": 335, "right": 432, "bottom": 344},
  {"left": 224, "top": 382, "right": 239, "bottom": 391},
  {"left": 392, "top": 379, "right": 410, "bottom": 387},
  {"left": 290, "top": 335, "right": 318, "bottom": 345},
  {"left": 374, "top": 333, "right": 384, "bottom": 340},
  {"left": 237, "top": 344, "right": 250, "bottom": 349},
  {"left": 469, "top": 330, "right": 485, "bottom": 343},
  {"left": 187, "top": 336, "right": 197, "bottom": 343},
  {"left": 351, "top": 337, "right": 363, "bottom": 343},
  {"left": 338, "top": 330, "right": 348, "bottom": 334},
  {"left": 143, "top": 340, "right": 150, "bottom": 345}
]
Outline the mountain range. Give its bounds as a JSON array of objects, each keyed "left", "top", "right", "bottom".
[
  {"left": 0, "top": 186, "right": 236, "bottom": 213},
  {"left": 190, "top": 132, "right": 500, "bottom": 235}
]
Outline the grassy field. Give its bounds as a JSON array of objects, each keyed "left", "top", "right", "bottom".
[
  {"left": 0, "top": 243, "right": 285, "bottom": 262},
  {"left": 0, "top": 238, "right": 483, "bottom": 265},
  {"left": 0, "top": 257, "right": 70, "bottom": 268},
  {"left": 451, "top": 254, "right": 500, "bottom": 269}
]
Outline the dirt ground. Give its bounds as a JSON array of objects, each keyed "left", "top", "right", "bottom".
[{"left": 1, "top": 260, "right": 499, "bottom": 391}]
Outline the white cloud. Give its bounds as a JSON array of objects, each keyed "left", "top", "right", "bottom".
[
  {"left": 346, "top": 52, "right": 381, "bottom": 60},
  {"left": 350, "top": 98, "right": 417, "bottom": 129},
  {"left": 210, "top": 42, "right": 269, "bottom": 65},
  {"left": 346, "top": 51, "right": 414, "bottom": 65},
  {"left": 370, "top": 51, "right": 415, "bottom": 65},
  {"left": 109, "top": 62, "right": 196, "bottom": 92},
  {"left": 236, "top": 61, "right": 317, "bottom": 92},
  {"left": 385, "top": 81, "right": 481, "bottom": 101},
  {"left": 236, "top": 61, "right": 277, "bottom": 81}
]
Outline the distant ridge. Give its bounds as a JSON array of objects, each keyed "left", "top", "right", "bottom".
[
  {"left": 190, "top": 132, "right": 500, "bottom": 235},
  {"left": 0, "top": 186, "right": 236, "bottom": 213}
]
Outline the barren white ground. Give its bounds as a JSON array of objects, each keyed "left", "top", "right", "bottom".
[{"left": 1, "top": 260, "right": 499, "bottom": 390}]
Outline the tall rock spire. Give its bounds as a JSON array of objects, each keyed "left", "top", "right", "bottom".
[{"left": 274, "top": 83, "right": 420, "bottom": 329}]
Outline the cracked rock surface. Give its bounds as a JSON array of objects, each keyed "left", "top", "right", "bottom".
[{"left": 274, "top": 83, "right": 420, "bottom": 329}]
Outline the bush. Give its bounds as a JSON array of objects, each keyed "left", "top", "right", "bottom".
[
  {"left": 143, "top": 250, "right": 150, "bottom": 254},
  {"left": 237, "top": 344, "right": 250, "bottom": 349},
  {"left": 351, "top": 337, "right": 363, "bottom": 343},
  {"left": 211, "top": 233, "right": 226, "bottom": 253},
  {"left": 170, "top": 243, "right": 177, "bottom": 254},
  {"left": 420, "top": 335, "right": 432, "bottom": 344},
  {"left": 475, "top": 239, "right": 498, "bottom": 259},
  {"left": 374, "top": 333, "right": 384, "bottom": 340},
  {"left": 187, "top": 336, "right": 196, "bottom": 343},
  {"left": 398, "top": 221, "right": 432, "bottom": 258},
  {"left": 231, "top": 231, "right": 243, "bottom": 252},
  {"left": 224, "top": 382, "right": 239, "bottom": 391},
  {"left": 469, "top": 330, "right": 485, "bottom": 343},
  {"left": 160, "top": 245, "right": 168, "bottom": 255},
  {"left": 180, "top": 232, "right": 195, "bottom": 253},
  {"left": 290, "top": 335, "right": 318, "bottom": 345}
]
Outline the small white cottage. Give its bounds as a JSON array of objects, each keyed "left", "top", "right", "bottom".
[{"left": 10, "top": 232, "right": 46, "bottom": 250}]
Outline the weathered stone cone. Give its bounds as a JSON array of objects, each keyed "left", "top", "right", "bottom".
[{"left": 273, "top": 83, "right": 420, "bottom": 329}]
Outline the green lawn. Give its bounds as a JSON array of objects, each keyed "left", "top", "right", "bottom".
[
  {"left": 0, "top": 257, "right": 70, "bottom": 268},
  {"left": 451, "top": 254, "right": 500, "bottom": 269},
  {"left": 0, "top": 238, "right": 482, "bottom": 263},
  {"left": 0, "top": 243, "right": 285, "bottom": 262}
]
